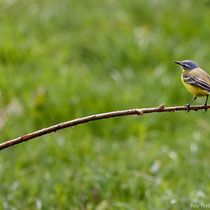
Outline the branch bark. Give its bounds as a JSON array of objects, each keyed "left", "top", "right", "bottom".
[{"left": 0, "top": 104, "right": 209, "bottom": 151}]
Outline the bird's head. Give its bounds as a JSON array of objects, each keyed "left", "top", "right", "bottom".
[{"left": 174, "top": 60, "right": 199, "bottom": 70}]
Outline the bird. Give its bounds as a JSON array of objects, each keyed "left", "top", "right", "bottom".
[{"left": 174, "top": 60, "right": 210, "bottom": 112}]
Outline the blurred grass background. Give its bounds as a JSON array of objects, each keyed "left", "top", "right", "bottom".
[{"left": 0, "top": 0, "right": 210, "bottom": 209}]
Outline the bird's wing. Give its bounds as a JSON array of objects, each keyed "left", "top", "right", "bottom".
[{"left": 183, "top": 75, "right": 210, "bottom": 92}]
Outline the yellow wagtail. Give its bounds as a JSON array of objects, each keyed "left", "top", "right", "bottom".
[{"left": 174, "top": 60, "right": 210, "bottom": 112}]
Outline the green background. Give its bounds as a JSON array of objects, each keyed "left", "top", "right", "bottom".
[{"left": 0, "top": 0, "right": 210, "bottom": 209}]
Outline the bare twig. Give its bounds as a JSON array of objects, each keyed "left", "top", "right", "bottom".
[{"left": 0, "top": 104, "right": 209, "bottom": 151}]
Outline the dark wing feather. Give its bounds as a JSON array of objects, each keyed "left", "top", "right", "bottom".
[{"left": 183, "top": 75, "right": 210, "bottom": 92}]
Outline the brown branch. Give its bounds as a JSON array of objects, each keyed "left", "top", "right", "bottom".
[{"left": 0, "top": 104, "right": 209, "bottom": 151}]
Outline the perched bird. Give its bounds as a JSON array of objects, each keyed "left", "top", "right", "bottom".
[{"left": 174, "top": 60, "right": 210, "bottom": 112}]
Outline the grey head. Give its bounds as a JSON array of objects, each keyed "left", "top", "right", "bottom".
[{"left": 174, "top": 60, "right": 199, "bottom": 70}]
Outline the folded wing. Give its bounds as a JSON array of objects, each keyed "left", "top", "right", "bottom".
[{"left": 183, "top": 75, "right": 210, "bottom": 92}]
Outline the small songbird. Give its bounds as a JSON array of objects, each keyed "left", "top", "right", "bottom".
[{"left": 174, "top": 60, "right": 210, "bottom": 112}]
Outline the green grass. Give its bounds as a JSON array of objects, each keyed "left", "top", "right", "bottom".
[{"left": 0, "top": 0, "right": 210, "bottom": 209}]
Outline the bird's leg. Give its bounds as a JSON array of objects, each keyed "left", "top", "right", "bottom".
[
  {"left": 204, "top": 95, "right": 209, "bottom": 112},
  {"left": 185, "top": 96, "right": 197, "bottom": 112}
]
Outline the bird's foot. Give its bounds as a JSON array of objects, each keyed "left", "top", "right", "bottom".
[
  {"left": 185, "top": 104, "right": 191, "bottom": 113},
  {"left": 204, "top": 104, "right": 208, "bottom": 113}
]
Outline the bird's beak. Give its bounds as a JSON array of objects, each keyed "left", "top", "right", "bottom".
[{"left": 174, "top": 61, "right": 181, "bottom": 65}]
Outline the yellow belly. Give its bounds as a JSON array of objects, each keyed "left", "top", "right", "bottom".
[{"left": 181, "top": 76, "right": 208, "bottom": 97}]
